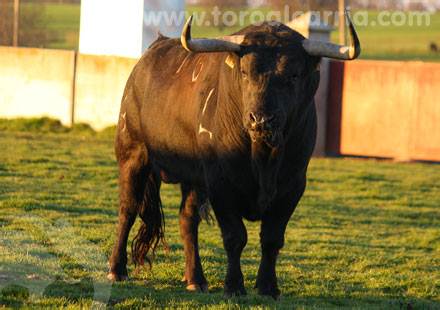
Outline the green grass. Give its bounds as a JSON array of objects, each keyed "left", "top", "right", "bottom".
[
  {"left": 20, "top": 3, "right": 80, "bottom": 50},
  {"left": 42, "top": 3, "right": 81, "bottom": 50},
  {"left": 0, "top": 118, "right": 439, "bottom": 309}
]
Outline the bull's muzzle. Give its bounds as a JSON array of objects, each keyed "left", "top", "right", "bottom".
[{"left": 247, "top": 112, "right": 281, "bottom": 147}]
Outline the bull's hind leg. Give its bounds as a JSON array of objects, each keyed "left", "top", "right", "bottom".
[
  {"left": 108, "top": 142, "right": 149, "bottom": 281},
  {"left": 179, "top": 184, "right": 208, "bottom": 292}
]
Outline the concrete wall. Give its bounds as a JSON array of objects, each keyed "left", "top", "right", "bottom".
[
  {"left": 0, "top": 47, "right": 75, "bottom": 125},
  {"left": 74, "top": 54, "right": 137, "bottom": 130},
  {"left": 327, "top": 60, "right": 440, "bottom": 162},
  {"left": 1, "top": 47, "right": 440, "bottom": 162}
]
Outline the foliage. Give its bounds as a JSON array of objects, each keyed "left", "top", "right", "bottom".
[
  {"left": 0, "top": 0, "right": 52, "bottom": 47},
  {"left": 0, "top": 118, "right": 439, "bottom": 308},
  {"left": 0, "top": 1, "right": 79, "bottom": 49},
  {"left": 0, "top": 118, "right": 95, "bottom": 135},
  {"left": 0, "top": 0, "right": 13, "bottom": 45}
]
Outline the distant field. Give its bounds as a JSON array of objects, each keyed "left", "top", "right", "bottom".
[
  {"left": 43, "top": 3, "right": 80, "bottom": 49},
  {"left": 19, "top": 3, "right": 440, "bottom": 61},
  {"left": 335, "top": 11, "right": 440, "bottom": 61},
  {"left": 20, "top": 3, "right": 80, "bottom": 50},
  {"left": 0, "top": 118, "right": 439, "bottom": 308}
]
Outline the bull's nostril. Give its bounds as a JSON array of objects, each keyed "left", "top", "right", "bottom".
[{"left": 248, "top": 112, "right": 277, "bottom": 132}]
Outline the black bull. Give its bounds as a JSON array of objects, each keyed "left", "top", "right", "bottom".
[{"left": 108, "top": 17, "right": 360, "bottom": 298}]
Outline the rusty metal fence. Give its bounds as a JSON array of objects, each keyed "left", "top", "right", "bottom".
[{"left": 327, "top": 60, "right": 440, "bottom": 162}]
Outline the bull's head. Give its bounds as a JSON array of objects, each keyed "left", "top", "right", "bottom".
[
  {"left": 181, "top": 13, "right": 360, "bottom": 212},
  {"left": 181, "top": 12, "right": 360, "bottom": 149}
]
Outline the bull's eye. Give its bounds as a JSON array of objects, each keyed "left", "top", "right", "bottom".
[{"left": 241, "top": 70, "right": 248, "bottom": 79}]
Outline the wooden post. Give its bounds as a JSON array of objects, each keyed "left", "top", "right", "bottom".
[
  {"left": 338, "top": 0, "right": 345, "bottom": 45},
  {"left": 13, "top": 0, "right": 19, "bottom": 46}
]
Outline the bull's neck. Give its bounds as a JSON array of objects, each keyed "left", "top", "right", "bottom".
[
  {"left": 215, "top": 63, "right": 248, "bottom": 148},
  {"left": 248, "top": 140, "right": 283, "bottom": 216}
]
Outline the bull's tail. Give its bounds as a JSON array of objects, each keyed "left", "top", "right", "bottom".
[{"left": 131, "top": 174, "right": 166, "bottom": 268}]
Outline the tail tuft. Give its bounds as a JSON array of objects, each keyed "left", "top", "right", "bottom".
[
  {"left": 131, "top": 174, "right": 167, "bottom": 268},
  {"left": 199, "top": 199, "right": 215, "bottom": 225}
]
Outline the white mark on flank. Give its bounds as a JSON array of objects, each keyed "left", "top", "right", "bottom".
[
  {"left": 121, "top": 112, "right": 127, "bottom": 132},
  {"left": 176, "top": 55, "right": 190, "bottom": 74},
  {"left": 198, "top": 124, "right": 213, "bottom": 140},
  {"left": 192, "top": 62, "right": 203, "bottom": 82},
  {"left": 202, "top": 88, "right": 215, "bottom": 115}
]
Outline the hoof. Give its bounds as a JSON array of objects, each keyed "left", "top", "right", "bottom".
[
  {"left": 107, "top": 272, "right": 129, "bottom": 282},
  {"left": 186, "top": 283, "right": 209, "bottom": 293},
  {"left": 257, "top": 287, "right": 280, "bottom": 300},
  {"left": 224, "top": 287, "right": 247, "bottom": 298}
]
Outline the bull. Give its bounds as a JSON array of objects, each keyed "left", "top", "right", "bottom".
[{"left": 108, "top": 12, "right": 360, "bottom": 298}]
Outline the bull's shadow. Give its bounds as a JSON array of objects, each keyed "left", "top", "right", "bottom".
[
  {"left": 104, "top": 280, "right": 438, "bottom": 309},
  {"left": 1, "top": 258, "right": 437, "bottom": 308}
]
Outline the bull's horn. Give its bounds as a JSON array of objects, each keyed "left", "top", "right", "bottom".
[
  {"left": 302, "top": 10, "right": 361, "bottom": 60},
  {"left": 181, "top": 15, "right": 244, "bottom": 53}
]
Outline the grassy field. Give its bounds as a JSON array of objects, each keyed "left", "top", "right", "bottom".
[
  {"left": 20, "top": 3, "right": 80, "bottom": 50},
  {"left": 43, "top": 3, "right": 81, "bottom": 50},
  {"left": 0, "top": 118, "right": 439, "bottom": 309},
  {"left": 18, "top": 2, "right": 440, "bottom": 61},
  {"left": 335, "top": 11, "right": 440, "bottom": 61}
]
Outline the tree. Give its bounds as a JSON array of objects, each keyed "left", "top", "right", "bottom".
[
  {"left": 0, "top": 0, "right": 51, "bottom": 47},
  {"left": 0, "top": 0, "right": 13, "bottom": 45}
]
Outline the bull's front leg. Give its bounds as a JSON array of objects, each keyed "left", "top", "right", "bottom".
[
  {"left": 256, "top": 183, "right": 305, "bottom": 298},
  {"left": 209, "top": 182, "right": 248, "bottom": 297},
  {"left": 217, "top": 210, "right": 247, "bottom": 297}
]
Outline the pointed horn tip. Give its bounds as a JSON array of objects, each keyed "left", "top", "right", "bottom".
[
  {"left": 181, "top": 15, "right": 193, "bottom": 52},
  {"left": 179, "top": 15, "right": 243, "bottom": 54},
  {"left": 348, "top": 15, "right": 362, "bottom": 60},
  {"left": 186, "top": 15, "right": 194, "bottom": 27}
]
